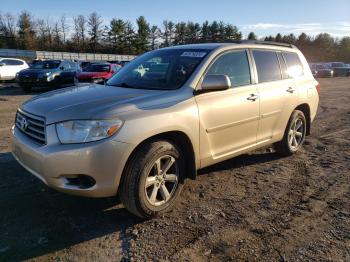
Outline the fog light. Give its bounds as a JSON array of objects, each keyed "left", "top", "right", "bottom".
[{"left": 63, "top": 175, "right": 96, "bottom": 189}]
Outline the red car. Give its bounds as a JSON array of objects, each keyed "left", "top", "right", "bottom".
[{"left": 77, "top": 63, "right": 121, "bottom": 84}]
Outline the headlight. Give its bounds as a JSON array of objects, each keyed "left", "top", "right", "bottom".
[{"left": 56, "top": 119, "right": 123, "bottom": 144}]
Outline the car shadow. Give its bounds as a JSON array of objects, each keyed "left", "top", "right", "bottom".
[
  {"left": 0, "top": 152, "right": 141, "bottom": 261},
  {"left": 198, "top": 149, "right": 283, "bottom": 175}
]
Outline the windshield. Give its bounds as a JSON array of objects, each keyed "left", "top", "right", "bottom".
[
  {"left": 316, "top": 64, "right": 326, "bottom": 70},
  {"left": 31, "top": 60, "right": 60, "bottom": 69},
  {"left": 83, "top": 64, "right": 111, "bottom": 72},
  {"left": 106, "top": 49, "right": 209, "bottom": 90}
]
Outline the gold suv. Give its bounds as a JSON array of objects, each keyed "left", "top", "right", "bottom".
[{"left": 12, "top": 41, "right": 319, "bottom": 218}]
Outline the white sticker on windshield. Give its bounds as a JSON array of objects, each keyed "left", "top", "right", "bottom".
[{"left": 181, "top": 51, "right": 207, "bottom": 58}]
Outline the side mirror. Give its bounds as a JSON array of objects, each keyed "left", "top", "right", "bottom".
[{"left": 200, "top": 74, "right": 231, "bottom": 92}]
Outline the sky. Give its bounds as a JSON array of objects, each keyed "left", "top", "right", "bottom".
[{"left": 2, "top": 0, "right": 350, "bottom": 38}]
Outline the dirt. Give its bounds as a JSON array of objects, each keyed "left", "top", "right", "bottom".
[{"left": 0, "top": 78, "right": 349, "bottom": 261}]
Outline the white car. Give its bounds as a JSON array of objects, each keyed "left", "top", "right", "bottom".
[{"left": 0, "top": 58, "right": 29, "bottom": 80}]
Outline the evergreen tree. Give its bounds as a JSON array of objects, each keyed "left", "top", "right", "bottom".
[
  {"left": 134, "top": 16, "right": 150, "bottom": 53},
  {"left": 174, "top": 22, "right": 187, "bottom": 45},
  {"left": 108, "top": 19, "right": 126, "bottom": 53},
  {"left": 201, "top": 21, "right": 210, "bottom": 42},
  {"left": 87, "top": 12, "right": 103, "bottom": 53},
  {"left": 247, "top": 32, "right": 257, "bottom": 40},
  {"left": 150, "top": 25, "right": 160, "bottom": 50},
  {"left": 275, "top": 33, "right": 282, "bottom": 42},
  {"left": 162, "top": 20, "right": 175, "bottom": 47},
  {"left": 17, "top": 11, "right": 36, "bottom": 50},
  {"left": 186, "top": 22, "right": 200, "bottom": 44}
]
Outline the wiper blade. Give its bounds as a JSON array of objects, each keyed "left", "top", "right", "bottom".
[{"left": 107, "top": 82, "right": 137, "bottom": 89}]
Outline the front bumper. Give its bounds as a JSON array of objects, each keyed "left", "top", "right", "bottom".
[{"left": 11, "top": 125, "right": 133, "bottom": 197}]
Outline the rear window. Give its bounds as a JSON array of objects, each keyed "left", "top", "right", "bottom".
[
  {"left": 283, "top": 52, "right": 303, "bottom": 78},
  {"left": 253, "top": 50, "right": 282, "bottom": 83}
]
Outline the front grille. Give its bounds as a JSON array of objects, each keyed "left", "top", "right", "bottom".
[{"left": 15, "top": 110, "right": 46, "bottom": 144}]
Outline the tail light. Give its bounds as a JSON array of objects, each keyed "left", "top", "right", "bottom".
[{"left": 315, "top": 83, "right": 320, "bottom": 94}]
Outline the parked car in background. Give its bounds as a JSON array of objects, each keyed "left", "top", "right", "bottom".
[
  {"left": 326, "top": 62, "right": 350, "bottom": 77},
  {"left": 0, "top": 58, "right": 28, "bottom": 81},
  {"left": 16, "top": 60, "right": 80, "bottom": 92},
  {"left": 12, "top": 42, "right": 319, "bottom": 218},
  {"left": 77, "top": 63, "right": 121, "bottom": 84},
  {"left": 309, "top": 63, "right": 333, "bottom": 78},
  {"left": 79, "top": 61, "right": 91, "bottom": 69},
  {"left": 59, "top": 61, "right": 81, "bottom": 86}
]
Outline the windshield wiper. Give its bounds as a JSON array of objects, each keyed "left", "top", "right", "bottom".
[{"left": 107, "top": 82, "right": 138, "bottom": 89}]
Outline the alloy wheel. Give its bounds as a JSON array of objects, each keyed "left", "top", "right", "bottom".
[
  {"left": 288, "top": 117, "right": 305, "bottom": 150},
  {"left": 144, "top": 155, "right": 179, "bottom": 206}
]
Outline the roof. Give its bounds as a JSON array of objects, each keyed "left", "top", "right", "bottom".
[{"left": 164, "top": 41, "right": 297, "bottom": 51}]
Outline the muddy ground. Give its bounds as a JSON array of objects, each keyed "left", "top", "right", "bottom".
[{"left": 0, "top": 78, "right": 349, "bottom": 261}]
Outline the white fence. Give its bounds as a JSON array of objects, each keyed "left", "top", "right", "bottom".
[{"left": 0, "top": 48, "right": 136, "bottom": 61}]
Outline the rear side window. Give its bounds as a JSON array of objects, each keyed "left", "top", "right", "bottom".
[
  {"left": 206, "top": 50, "right": 251, "bottom": 87},
  {"left": 2, "top": 59, "right": 24, "bottom": 66},
  {"left": 283, "top": 52, "right": 303, "bottom": 78},
  {"left": 253, "top": 50, "right": 281, "bottom": 83}
]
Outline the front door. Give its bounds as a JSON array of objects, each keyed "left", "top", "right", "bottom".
[{"left": 195, "top": 49, "right": 260, "bottom": 166}]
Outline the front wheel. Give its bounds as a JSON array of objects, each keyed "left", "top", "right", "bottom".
[
  {"left": 119, "top": 140, "right": 185, "bottom": 219},
  {"left": 274, "top": 110, "right": 306, "bottom": 155}
]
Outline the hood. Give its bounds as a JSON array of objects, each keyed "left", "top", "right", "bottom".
[
  {"left": 21, "top": 84, "right": 186, "bottom": 124},
  {"left": 78, "top": 72, "right": 109, "bottom": 78},
  {"left": 19, "top": 68, "right": 56, "bottom": 75}
]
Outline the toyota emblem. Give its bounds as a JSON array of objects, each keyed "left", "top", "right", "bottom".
[{"left": 20, "top": 117, "right": 28, "bottom": 130}]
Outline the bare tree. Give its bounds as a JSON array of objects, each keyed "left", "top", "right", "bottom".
[
  {"left": 0, "top": 12, "right": 17, "bottom": 47},
  {"left": 60, "top": 14, "right": 69, "bottom": 45},
  {"left": 73, "top": 15, "right": 86, "bottom": 51},
  {"left": 53, "top": 21, "right": 61, "bottom": 50}
]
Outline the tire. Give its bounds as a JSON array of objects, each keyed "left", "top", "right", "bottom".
[
  {"left": 119, "top": 139, "right": 185, "bottom": 219},
  {"left": 274, "top": 110, "right": 306, "bottom": 156}
]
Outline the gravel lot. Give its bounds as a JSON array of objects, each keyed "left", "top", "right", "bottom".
[{"left": 0, "top": 78, "right": 349, "bottom": 261}]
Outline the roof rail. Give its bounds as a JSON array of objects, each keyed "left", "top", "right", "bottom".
[{"left": 224, "top": 40, "right": 296, "bottom": 49}]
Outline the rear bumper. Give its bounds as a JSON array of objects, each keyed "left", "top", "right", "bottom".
[{"left": 11, "top": 125, "right": 133, "bottom": 197}]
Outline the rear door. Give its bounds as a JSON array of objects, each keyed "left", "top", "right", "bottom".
[{"left": 252, "top": 49, "right": 298, "bottom": 143}]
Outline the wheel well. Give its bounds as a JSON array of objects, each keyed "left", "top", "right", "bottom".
[
  {"left": 123, "top": 131, "right": 197, "bottom": 181},
  {"left": 295, "top": 103, "right": 311, "bottom": 135}
]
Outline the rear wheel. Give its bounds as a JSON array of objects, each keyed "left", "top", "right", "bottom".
[
  {"left": 274, "top": 110, "right": 306, "bottom": 155},
  {"left": 119, "top": 139, "right": 185, "bottom": 219}
]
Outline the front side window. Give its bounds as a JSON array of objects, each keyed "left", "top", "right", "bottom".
[
  {"left": 283, "top": 52, "right": 304, "bottom": 78},
  {"left": 253, "top": 50, "right": 282, "bottom": 83},
  {"left": 107, "top": 49, "right": 209, "bottom": 90},
  {"left": 206, "top": 50, "right": 251, "bottom": 87}
]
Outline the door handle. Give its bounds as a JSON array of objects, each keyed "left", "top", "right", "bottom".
[
  {"left": 286, "top": 87, "right": 295, "bottom": 93},
  {"left": 247, "top": 94, "right": 259, "bottom": 101}
]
